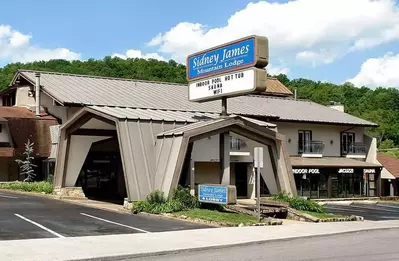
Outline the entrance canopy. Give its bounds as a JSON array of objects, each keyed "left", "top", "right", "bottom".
[
  {"left": 154, "top": 116, "right": 296, "bottom": 197},
  {"left": 291, "top": 157, "right": 382, "bottom": 168},
  {"left": 54, "top": 106, "right": 296, "bottom": 201}
]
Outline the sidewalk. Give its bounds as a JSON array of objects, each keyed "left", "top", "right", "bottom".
[{"left": 2, "top": 220, "right": 399, "bottom": 261}]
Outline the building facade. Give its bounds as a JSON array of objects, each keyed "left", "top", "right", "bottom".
[
  {"left": 0, "top": 106, "right": 58, "bottom": 182},
  {"left": 0, "top": 69, "right": 383, "bottom": 202}
]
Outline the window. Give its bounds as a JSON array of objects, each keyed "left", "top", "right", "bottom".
[
  {"left": 341, "top": 132, "right": 355, "bottom": 155},
  {"left": 298, "top": 130, "right": 312, "bottom": 154},
  {"left": 1, "top": 92, "right": 16, "bottom": 107}
]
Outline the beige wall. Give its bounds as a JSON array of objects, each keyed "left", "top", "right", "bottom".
[
  {"left": 0, "top": 123, "right": 11, "bottom": 143},
  {"left": 194, "top": 162, "right": 221, "bottom": 185},
  {"left": 191, "top": 132, "right": 280, "bottom": 195},
  {"left": 273, "top": 122, "right": 366, "bottom": 157},
  {"left": 81, "top": 118, "right": 116, "bottom": 130},
  {"left": 15, "top": 86, "right": 35, "bottom": 107}
]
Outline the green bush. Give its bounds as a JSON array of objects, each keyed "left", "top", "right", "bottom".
[
  {"left": 379, "top": 139, "right": 395, "bottom": 150},
  {"left": 0, "top": 181, "right": 53, "bottom": 194},
  {"left": 133, "top": 186, "right": 200, "bottom": 214},
  {"left": 272, "top": 191, "right": 324, "bottom": 213}
]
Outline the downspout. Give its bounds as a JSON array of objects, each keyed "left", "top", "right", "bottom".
[{"left": 35, "top": 72, "right": 41, "bottom": 117}]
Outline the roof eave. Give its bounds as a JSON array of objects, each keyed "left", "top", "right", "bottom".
[{"left": 276, "top": 118, "right": 378, "bottom": 127}]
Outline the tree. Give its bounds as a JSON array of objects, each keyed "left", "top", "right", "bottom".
[
  {"left": 0, "top": 57, "right": 398, "bottom": 147},
  {"left": 15, "top": 139, "right": 37, "bottom": 182}
]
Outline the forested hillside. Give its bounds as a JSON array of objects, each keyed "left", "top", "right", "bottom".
[{"left": 0, "top": 57, "right": 398, "bottom": 148}]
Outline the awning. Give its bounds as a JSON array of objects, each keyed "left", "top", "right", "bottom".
[{"left": 290, "top": 157, "right": 381, "bottom": 168}]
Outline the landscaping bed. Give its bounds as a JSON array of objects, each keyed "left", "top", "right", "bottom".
[
  {"left": 167, "top": 209, "right": 282, "bottom": 227},
  {"left": 132, "top": 186, "right": 282, "bottom": 227},
  {"left": 271, "top": 192, "right": 363, "bottom": 223},
  {"left": 0, "top": 181, "right": 53, "bottom": 194}
]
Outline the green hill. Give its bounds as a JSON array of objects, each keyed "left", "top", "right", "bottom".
[{"left": 0, "top": 57, "right": 398, "bottom": 147}]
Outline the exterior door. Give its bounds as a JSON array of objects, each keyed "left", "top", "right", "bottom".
[
  {"left": 342, "top": 132, "right": 355, "bottom": 154},
  {"left": 298, "top": 130, "right": 312, "bottom": 154},
  {"left": 235, "top": 163, "right": 248, "bottom": 198}
]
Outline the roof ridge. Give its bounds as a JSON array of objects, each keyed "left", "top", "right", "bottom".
[
  {"left": 248, "top": 95, "right": 310, "bottom": 102},
  {"left": 17, "top": 69, "right": 187, "bottom": 87}
]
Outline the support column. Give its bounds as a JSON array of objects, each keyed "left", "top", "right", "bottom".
[
  {"left": 220, "top": 132, "right": 230, "bottom": 185},
  {"left": 190, "top": 159, "right": 195, "bottom": 196}
]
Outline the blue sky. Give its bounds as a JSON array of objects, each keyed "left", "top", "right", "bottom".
[{"left": 1, "top": 0, "right": 399, "bottom": 88}]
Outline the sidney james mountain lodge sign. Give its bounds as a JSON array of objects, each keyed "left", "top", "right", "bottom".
[{"left": 186, "top": 35, "right": 269, "bottom": 102}]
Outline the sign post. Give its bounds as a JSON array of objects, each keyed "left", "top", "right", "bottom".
[{"left": 254, "top": 147, "right": 263, "bottom": 222}]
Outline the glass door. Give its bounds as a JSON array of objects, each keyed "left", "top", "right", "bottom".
[
  {"left": 331, "top": 174, "right": 339, "bottom": 198},
  {"left": 298, "top": 130, "right": 312, "bottom": 154},
  {"left": 342, "top": 132, "right": 355, "bottom": 155}
]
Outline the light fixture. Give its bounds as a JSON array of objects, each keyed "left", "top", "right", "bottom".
[
  {"left": 288, "top": 138, "right": 291, "bottom": 143},
  {"left": 330, "top": 140, "right": 334, "bottom": 145}
]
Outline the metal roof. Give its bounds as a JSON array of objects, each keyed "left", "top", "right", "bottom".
[
  {"left": 290, "top": 157, "right": 381, "bottom": 168},
  {"left": 88, "top": 105, "right": 277, "bottom": 128},
  {"left": 88, "top": 105, "right": 218, "bottom": 122},
  {"left": 158, "top": 118, "right": 227, "bottom": 137},
  {"left": 264, "top": 77, "right": 293, "bottom": 96},
  {"left": 16, "top": 70, "right": 377, "bottom": 126}
]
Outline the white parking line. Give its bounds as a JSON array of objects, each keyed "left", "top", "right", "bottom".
[
  {"left": 81, "top": 213, "right": 150, "bottom": 233},
  {"left": 14, "top": 214, "right": 65, "bottom": 238},
  {"left": 0, "top": 194, "right": 18, "bottom": 199}
]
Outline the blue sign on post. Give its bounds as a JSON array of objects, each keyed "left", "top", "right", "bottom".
[
  {"left": 199, "top": 185, "right": 228, "bottom": 205},
  {"left": 186, "top": 35, "right": 269, "bottom": 81}
]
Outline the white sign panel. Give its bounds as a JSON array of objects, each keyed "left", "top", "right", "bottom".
[
  {"left": 188, "top": 68, "right": 266, "bottom": 102},
  {"left": 254, "top": 147, "right": 263, "bottom": 168},
  {"left": 338, "top": 168, "right": 354, "bottom": 174},
  {"left": 293, "top": 168, "right": 320, "bottom": 174}
]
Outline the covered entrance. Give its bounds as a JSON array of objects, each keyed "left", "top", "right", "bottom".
[
  {"left": 76, "top": 137, "right": 126, "bottom": 202},
  {"left": 155, "top": 116, "right": 297, "bottom": 199},
  {"left": 54, "top": 107, "right": 296, "bottom": 202}
]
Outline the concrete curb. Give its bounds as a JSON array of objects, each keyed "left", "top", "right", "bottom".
[{"left": 70, "top": 226, "right": 399, "bottom": 261}]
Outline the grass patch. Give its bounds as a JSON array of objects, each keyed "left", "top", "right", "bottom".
[
  {"left": 174, "top": 209, "right": 259, "bottom": 225},
  {"left": 0, "top": 181, "right": 53, "bottom": 194},
  {"left": 301, "top": 211, "right": 345, "bottom": 219}
]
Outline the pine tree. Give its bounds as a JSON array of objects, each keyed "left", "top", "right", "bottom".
[{"left": 15, "top": 139, "right": 37, "bottom": 182}]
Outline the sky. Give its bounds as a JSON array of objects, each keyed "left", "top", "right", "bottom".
[{"left": 1, "top": 0, "right": 399, "bottom": 89}]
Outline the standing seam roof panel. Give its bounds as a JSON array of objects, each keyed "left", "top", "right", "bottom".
[{"left": 18, "top": 70, "right": 376, "bottom": 126}]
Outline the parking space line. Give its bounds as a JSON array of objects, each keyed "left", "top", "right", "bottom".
[
  {"left": 0, "top": 194, "right": 18, "bottom": 199},
  {"left": 81, "top": 213, "right": 150, "bottom": 233},
  {"left": 14, "top": 214, "right": 66, "bottom": 238}
]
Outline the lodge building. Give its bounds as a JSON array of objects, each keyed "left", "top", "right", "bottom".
[{"left": 0, "top": 70, "right": 386, "bottom": 203}]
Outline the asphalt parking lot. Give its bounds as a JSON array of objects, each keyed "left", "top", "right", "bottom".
[
  {"left": 324, "top": 202, "right": 399, "bottom": 221},
  {"left": 0, "top": 191, "right": 208, "bottom": 241}
]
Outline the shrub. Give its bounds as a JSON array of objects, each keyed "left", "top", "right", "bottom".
[
  {"left": 0, "top": 181, "right": 53, "bottom": 194},
  {"left": 133, "top": 186, "right": 200, "bottom": 214},
  {"left": 272, "top": 191, "right": 324, "bottom": 213}
]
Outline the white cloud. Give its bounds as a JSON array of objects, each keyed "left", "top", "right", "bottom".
[
  {"left": 147, "top": 0, "right": 399, "bottom": 67},
  {"left": 112, "top": 49, "right": 166, "bottom": 61},
  {"left": 0, "top": 24, "right": 80, "bottom": 63},
  {"left": 267, "top": 64, "right": 290, "bottom": 75},
  {"left": 296, "top": 50, "right": 337, "bottom": 67},
  {"left": 347, "top": 52, "right": 399, "bottom": 88}
]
